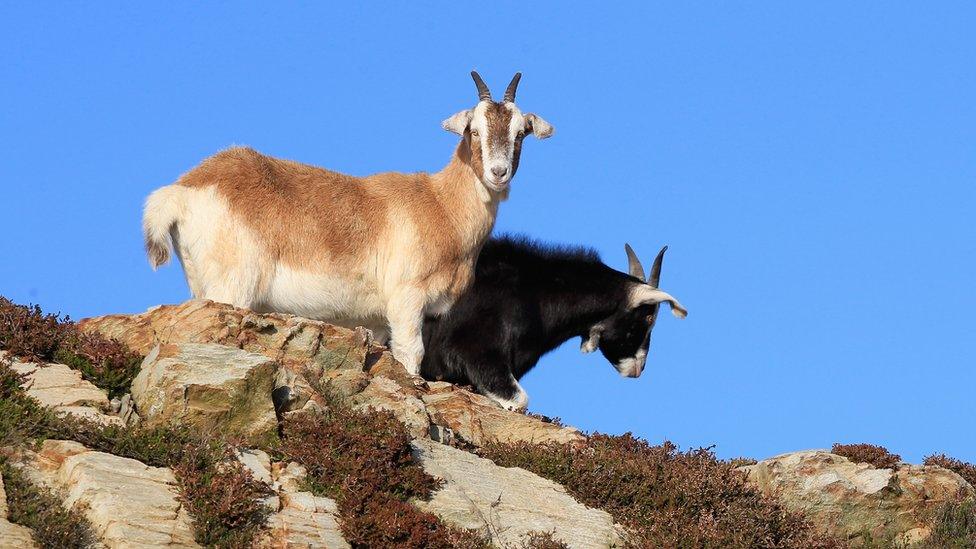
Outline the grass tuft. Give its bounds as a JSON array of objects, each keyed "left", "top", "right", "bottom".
[{"left": 0, "top": 457, "right": 98, "bottom": 549}]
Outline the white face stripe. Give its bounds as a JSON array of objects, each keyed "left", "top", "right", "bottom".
[
  {"left": 471, "top": 102, "right": 526, "bottom": 189},
  {"left": 616, "top": 346, "right": 648, "bottom": 378}
]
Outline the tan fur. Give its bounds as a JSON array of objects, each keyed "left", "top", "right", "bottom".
[{"left": 144, "top": 78, "right": 552, "bottom": 374}]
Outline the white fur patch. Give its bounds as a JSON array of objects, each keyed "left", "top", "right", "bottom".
[
  {"left": 616, "top": 347, "right": 647, "bottom": 378},
  {"left": 487, "top": 378, "right": 529, "bottom": 411}
]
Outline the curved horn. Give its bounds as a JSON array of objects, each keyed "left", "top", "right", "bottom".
[
  {"left": 503, "top": 72, "right": 522, "bottom": 102},
  {"left": 624, "top": 244, "right": 645, "bottom": 280},
  {"left": 471, "top": 71, "right": 492, "bottom": 101},
  {"left": 632, "top": 286, "right": 688, "bottom": 319},
  {"left": 648, "top": 245, "right": 668, "bottom": 287}
]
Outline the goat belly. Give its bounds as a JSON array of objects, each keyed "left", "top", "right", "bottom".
[{"left": 260, "top": 265, "right": 385, "bottom": 323}]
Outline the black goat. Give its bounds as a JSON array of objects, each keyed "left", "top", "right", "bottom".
[{"left": 421, "top": 235, "right": 687, "bottom": 410}]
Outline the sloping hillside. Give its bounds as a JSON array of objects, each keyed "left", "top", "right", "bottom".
[{"left": 1, "top": 297, "right": 973, "bottom": 548}]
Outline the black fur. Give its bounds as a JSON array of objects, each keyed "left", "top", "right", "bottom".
[{"left": 421, "top": 235, "right": 661, "bottom": 403}]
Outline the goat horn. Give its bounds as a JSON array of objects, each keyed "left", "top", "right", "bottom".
[
  {"left": 624, "top": 244, "right": 645, "bottom": 280},
  {"left": 648, "top": 245, "right": 668, "bottom": 287},
  {"left": 471, "top": 71, "right": 492, "bottom": 101},
  {"left": 503, "top": 72, "right": 522, "bottom": 102}
]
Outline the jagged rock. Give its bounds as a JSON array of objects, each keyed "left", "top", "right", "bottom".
[
  {"left": 349, "top": 376, "right": 431, "bottom": 439},
  {"left": 271, "top": 462, "right": 309, "bottom": 493},
  {"left": 0, "top": 474, "right": 37, "bottom": 549},
  {"left": 79, "top": 300, "right": 372, "bottom": 373},
  {"left": 412, "top": 438, "right": 626, "bottom": 547},
  {"left": 24, "top": 439, "right": 199, "bottom": 548},
  {"left": 318, "top": 368, "right": 370, "bottom": 400},
  {"left": 261, "top": 492, "right": 349, "bottom": 549},
  {"left": 421, "top": 383, "right": 583, "bottom": 446},
  {"left": 11, "top": 360, "right": 122, "bottom": 427},
  {"left": 242, "top": 454, "right": 348, "bottom": 548},
  {"left": 131, "top": 343, "right": 277, "bottom": 438},
  {"left": 741, "top": 450, "right": 976, "bottom": 544}
]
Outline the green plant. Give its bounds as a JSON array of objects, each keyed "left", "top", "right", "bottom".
[
  {"left": 0, "top": 457, "right": 98, "bottom": 549},
  {"left": 0, "top": 297, "right": 142, "bottom": 398},
  {"left": 917, "top": 498, "right": 976, "bottom": 549},
  {"left": 482, "top": 434, "right": 843, "bottom": 548},
  {"left": 831, "top": 443, "right": 901, "bottom": 470}
]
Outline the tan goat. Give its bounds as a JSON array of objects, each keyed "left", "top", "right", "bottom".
[{"left": 143, "top": 72, "right": 553, "bottom": 374}]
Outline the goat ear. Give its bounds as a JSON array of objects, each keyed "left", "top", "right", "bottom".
[
  {"left": 631, "top": 286, "right": 688, "bottom": 319},
  {"left": 524, "top": 113, "right": 554, "bottom": 139},
  {"left": 581, "top": 325, "right": 603, "bottom": 353},
  {"left": 442, "top": 110, "right": 473, "bottom": 136}
]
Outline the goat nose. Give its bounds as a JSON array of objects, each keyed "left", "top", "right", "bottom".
[{"left": 491, "top": 166, "right": 508, "bottom": 178}]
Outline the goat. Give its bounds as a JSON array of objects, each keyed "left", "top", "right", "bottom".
[
  {"left": 421, "top": 236, "right": 687, "bottom": 410},
  {"left": 142, "top": 72, "right": 553, "bottom": 375}
]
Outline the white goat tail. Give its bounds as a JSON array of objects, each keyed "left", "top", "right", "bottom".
[{"left": 143, "top": 185, "right": 185, "bottom": 269}]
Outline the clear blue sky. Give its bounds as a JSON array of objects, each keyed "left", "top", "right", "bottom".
[{"left": 2, "top": 3, "right": 974, "bottom": 463}]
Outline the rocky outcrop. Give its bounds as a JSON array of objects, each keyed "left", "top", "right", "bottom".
[
  {"left": 23, "top": 439, "right": 199, "bottom": 548},
  {"left": 131, "top": 343, "right": 278, "bottom": 438},
  {"left": 422, "top": 382, "right": 583, "bottom": 446},
  {"left": 78, "top": 300, "right": 372, "bottom": 373},
  {"left": 412, "top": 438, "right": 626, "bottom": 547},
  {"left": 0, "top": 474, "right": 37, "bottom": 549},
  {"left": 235, "top": 450, "right": 348, "bottom": 549},
  {"left": 82, "top": 301, "right": 583, "bottom": 448},
  {"left": 741, "top": 450, "right": 975, "bottom": 544}
]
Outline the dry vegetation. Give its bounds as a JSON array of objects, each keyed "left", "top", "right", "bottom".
[
  {"left": 830, "top": 443, "right": 902, "bottom": 469},
  {"left": 481, "top": 434, "right": 844, "bottom": 548},
  {"left": 924, "top": 453, "right": 976, "bottom": 489},
  {"left": 0, "top": 297, "right": 141, "bottom": 398},
  {"left": 279, "top": 404, "right": 489, "bottom": 548}
]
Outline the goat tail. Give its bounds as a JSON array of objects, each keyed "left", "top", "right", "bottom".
[{"left": 142, "top": 185, "right": 186, "bottom": 269}]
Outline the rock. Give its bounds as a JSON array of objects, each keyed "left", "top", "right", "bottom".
[
  {"left": 260, "top": 492, "right": 349, "bottom": 549},
  {"left": 118, "top": 393, "right": 140, "bottom": 426},
  {"left": 272, "top": 462, "right": 309, "bottom": 494},
  {"left": 349, "top": 376, "right": 431, "bottom": 439},
  {"left": 11, "top": 360, "right": 122, "bottom": 427},
  {"left": 237, "top": 449, "right": 274, "bottom": 487},
  {"left": 412, "top": 439, "right": 626, "bottom": 548},
  {"left": 421, "top": 384, "right": 583, "bottom": 447},
  {"left": 741, "top": 450, "right": 976, "bottom": 543},
  {"left": 0, "top": 474, "right": 37, "bottom": 549},
  {"left": 24, "top": 439, "right": 199, "bottom": 548},
  {"left": 11, "top": 361, "right": 108, "bottom": 409},
  {"left": 131, "top": 343, "right": 277, "bottom": 438},
  {"left": 318, "top": 368, "right": 370, "bottom": 400},
  {"left": 80, "top": 300, "right": 372, "bottom": 373}
]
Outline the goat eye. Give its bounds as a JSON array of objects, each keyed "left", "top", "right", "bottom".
[
  {"left": 516, "top": 130, "right": 525, "bottom": 138},
  {"left": 470, "top": 130, "right": 479, "bottom": 138}
]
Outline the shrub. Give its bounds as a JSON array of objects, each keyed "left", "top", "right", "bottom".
[
  {"left": 924, "top": 454, "right": 976, "bottom": 489},
  {"left": 831, "top": 443, "right": 901, "bottom": 469},
  {"left": 917, "top": 497, "right": 976, "bottom": 549},
  {"left": 280, "top": 408, "right": 488, "bottom": 548},
  {"left": 0, "top": 457, "right": 98, "bottom": 549},
  {"left": 482, "top": 434, "right": 843, "bottom": 548},
  {"left": 1, "top": 359, "right": 271, "bottom": 548},
  {"left": 520, "top": 531, "right": 570, "bottom": 548},
  {"left": 0, "top": 297, "right": 142, "bottom": 399},
  {"left": 173, "top": 441, "right": 274, "bottom": 548}
]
